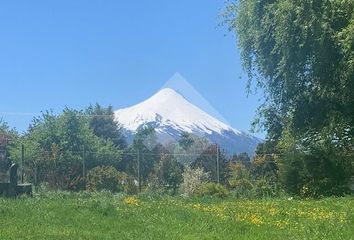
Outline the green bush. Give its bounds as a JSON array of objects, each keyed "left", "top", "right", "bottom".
[
  {"left": 253, "top": 179, "right": 284, "bottom": 198},
  {"left": 279, "top": 150, "right": 352, "bottom": 197},
  {"left": 229, "top": 178, "right": 254, "bottom": 191},
  {"left": 195, "top": 182, "right": 229, "bottom": 198},
  {"left": 229, "top": 178, "right": 288, "bottom": 199},
  {"left": 86, "top": 166, "right": 128, "bottom": 193}
]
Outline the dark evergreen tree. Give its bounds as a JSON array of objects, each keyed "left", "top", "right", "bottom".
[
  {"left": 86, "top": 103, "right": 127, "bottom": 149},
  {"left": 150, "top": 151, "right": 184, "bottom": 195}
]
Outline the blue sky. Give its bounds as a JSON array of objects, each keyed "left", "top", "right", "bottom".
[{"left": 0, "top": 0, "right": 264, "bottom": 138}]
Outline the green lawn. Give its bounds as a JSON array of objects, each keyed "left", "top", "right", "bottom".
[{"left": 0, "top": 192, "right": 353, "bottom": 240}]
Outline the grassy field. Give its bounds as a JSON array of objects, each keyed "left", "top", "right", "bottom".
[{"left": 0, "top": 192, "right": 353, "bottom": 240}]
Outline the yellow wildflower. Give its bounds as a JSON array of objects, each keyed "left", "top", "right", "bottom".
[{"left": 123, "top": 196, "right": 139, "bottom": 206}]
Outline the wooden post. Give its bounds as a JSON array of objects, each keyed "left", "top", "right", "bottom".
[
  {"left": 21, "top": 144, "right": 24, "bottom": 184},
  {"left": 82, "top": 146, "right": 86, "bottom": 189},
  {"left": 216, "top": 144, "right": 220, "bottom": 184},
  {"left": 82, "top": 146, "right": 85, "bottom": 178},
  {"left": 137, "top": 150, "right": 141, "bottom": 193}
]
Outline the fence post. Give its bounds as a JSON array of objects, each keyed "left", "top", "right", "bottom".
[
  {"left": 216, "top": 144, "right": 220, "bottom": 184},
  {"left": 82, "top": 146, "right": 86, "bottom": 189},
  {"left": 137, "top": 150, "right": 141, "bottom": 193},
  {"left": 21, "top": 144, "right": 24, "bottom": 184}
]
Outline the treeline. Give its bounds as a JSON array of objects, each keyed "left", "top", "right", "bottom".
[
  {"left": 1, "top": 105, "right": 125, "bottom": 190},
  {"left": 0, "top": 102, "right": 353, "bottom": 197},
  {"left": 0, "top": 105, "right": 278, "bottom": 197},
  {"left": 0, "top": 105, "right": 239, "bottom": 195}
]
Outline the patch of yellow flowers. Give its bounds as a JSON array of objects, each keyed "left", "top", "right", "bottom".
[
  {"left": 119, "top": 197, "right": 349, "bottom": 229},
  {"left": 191, "top": 203, "right": 228, "bottom": 219},
  {"left": 123, "top": 196, "right": 139, "bottom": 206},
  {"left": 236, "top": 213, "right": 264, "bottom": 226},
  {"left": 186, "top": 200, "right": 348, "bottom": 228}
]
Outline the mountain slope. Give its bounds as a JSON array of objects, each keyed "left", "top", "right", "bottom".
[{"left": 114, "top": 88, "right": 261, "bottom": 155}]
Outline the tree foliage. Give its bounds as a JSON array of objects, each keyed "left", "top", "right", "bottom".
[
  {"left": 86, "top": 166, "right": 128, "bottom": 193},
  {"left": 128, "top": 126, "right": 159, "bottom": 184},
  {"left": 86, "top": 103, "right": 127, "bottom": 149},
  {"left": 225, "top": 0, "right": 354, "bottom": 195},
  {"left": 150, "top": 153, "right": 184, "bottom": 194},
  {"left": 226, "top": 0, "right": 354, "bottom": 139},
  {"left": 9, "top": 108, "right": 121, "bottom": 190},
  {"left": 0, "top": 120, "right": 18, "bottom": 181}
]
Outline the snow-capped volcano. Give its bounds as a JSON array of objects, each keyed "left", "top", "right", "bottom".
[{"left": 114, "top": 88, "right": 261, "bottom": 155}]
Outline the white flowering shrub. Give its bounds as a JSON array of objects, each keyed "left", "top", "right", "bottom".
[{"left": 180, "top": 166, "right": 209, "bottom": 196}]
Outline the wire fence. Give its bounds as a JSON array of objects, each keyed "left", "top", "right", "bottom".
[
  {"left": 1, "top": 145, "right": 353, "bottom": 192},
  {"left": 0, "top": 146, "right": 267, "bottom": 186}
]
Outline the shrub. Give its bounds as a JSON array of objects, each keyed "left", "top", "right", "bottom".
[
  {"left": 180, "top": 166, "right": 209, "bottom": 196},
  {"left": 253, "top": 179, "right": 283, "bottom": 198},
  {"left": 86, "top": 166, "right": 128, "bottom": 193},
  {"left": 279, "top": 150, "right": 352, "bottom": 197},
  {"left": 229, "top": 178, "right": 256, "bottom": 199},
  {"left": 195, "top": 182, "right": 229, "bottom": 198},
  {"left": 229, "top": 178, "right": 254, "bottom": 191},
  {"left": 229, "top": 178, "right": 288, "bottom": 199}
]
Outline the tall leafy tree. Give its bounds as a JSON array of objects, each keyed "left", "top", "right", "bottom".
[
  {"left": 150, "top": 152, "right": 184, "bottom": 195},
  {"left": 85, "top": 103, "right": 127, "bottom": 149},
  {"left": 225, "top": 0, "right": 354, "bottom": 195},
  {"left": 9, "top": 109, "right": 121, "bottom": 190},
  {"left": 225, "top": 0, "right": 354, "bottom": 140}
]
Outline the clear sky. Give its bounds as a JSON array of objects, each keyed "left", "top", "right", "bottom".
[{"left": 0, "top": 0, "right": 264, "bottom": 138}]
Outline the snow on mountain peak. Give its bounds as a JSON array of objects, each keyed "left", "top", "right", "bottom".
[
  {"left": 114, "top": 87, "right": 261, "bottom": 154},
  {"left": 114, "top": 88, "right": 239, "bottom": 135}
]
